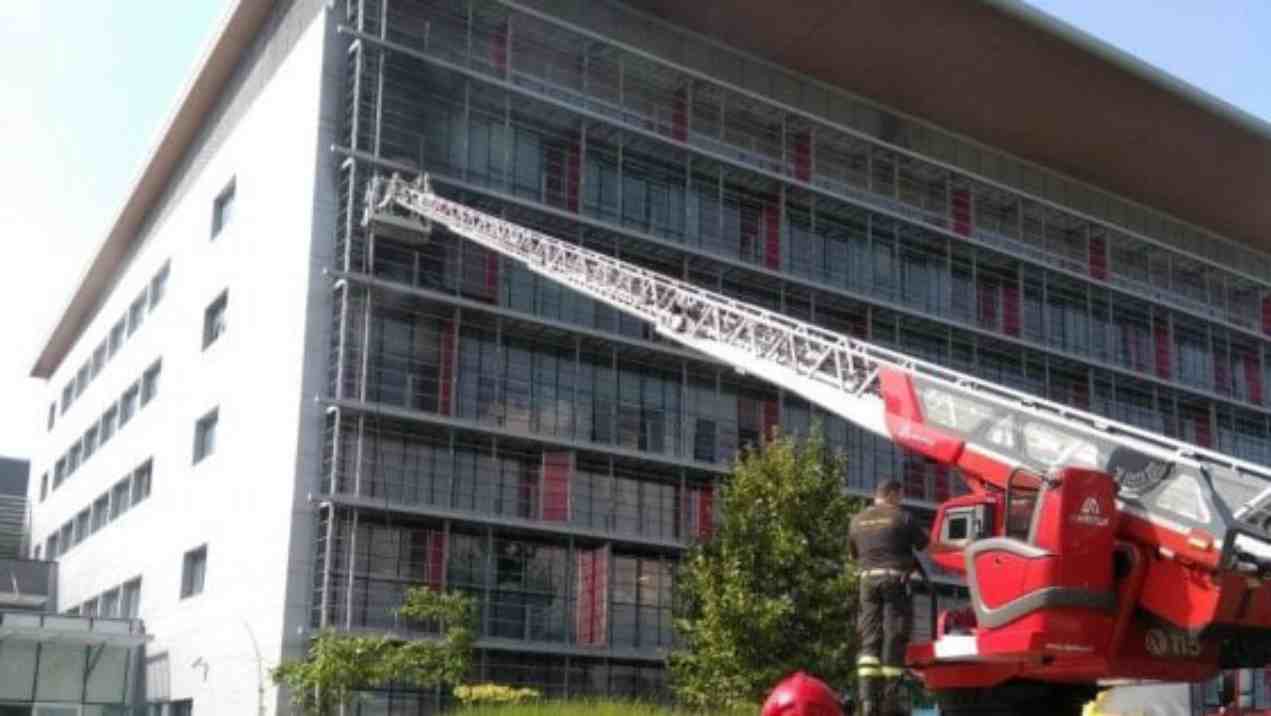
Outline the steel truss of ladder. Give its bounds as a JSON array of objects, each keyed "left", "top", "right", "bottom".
[{"left": 364, "top": 173, "right": 1271, "bottom": 509}]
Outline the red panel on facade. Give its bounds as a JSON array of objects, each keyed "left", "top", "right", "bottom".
[
  {"left": 1002, "top": 284, "right": 1021, "bottom": 337},
  {"left": 1088, "top": 235, "right": 1108, "bottom": 280},
  {"left": 764, "top": 203, "right": 781, "bottom": 269},
  {"left": 541, "top": 451, "right": 573, "bottom": 522},
  {"left": 438, "top": 321, "right": 456, "bottom": 415},
  {"left": 671, "top": 87, "right": 688, "bottom": 141},
  {"left": 952, "top": 189, "right": 972, "bottom": 236},
  {"left": 1246, "top": 355, "right": 1264, "bottom": 405},
  {"left": 1153, "top": 318, "right": 1172, "bottom": 379},
  {"left": 575, "top": 545, "right": 610, "bottom": 647},
  {"left": 933, "top": 465, "right": 951, "bottom": 503},
  {"left": 689, "top": 484, "right": 715, "bottom": 540},
  {"left": 762, "top": 399, "right": 779, "bottom": 443},
  {"left": 493, "top": 21, "right": 509, "bottom": 75},
  {"left": 1194, "top": 415, "right": 1213, "bottom": 448},
  {"left": 1215, "top": 354, "right": 1231, "bottom": 397},
  {"left": 792, "top": 130, "right": 812, "bottom": 182},
  {"left": 427, "top": 530, "right": 447, "bottom": 590}
]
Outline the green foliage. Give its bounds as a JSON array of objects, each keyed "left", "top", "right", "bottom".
[
  {"left": 669, "top": 427, "right": 864, "bottom": 709},
  {"left": 454, "top": 683, "right": 542, "bottom": 705},
  {"left": 271, "top": 588, "right": 476, "bottom": 714}
]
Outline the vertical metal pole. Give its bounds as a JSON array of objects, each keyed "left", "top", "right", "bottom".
[
  {"left": 345, "top": 509, "right": 359, "bottom": 630},
  {"left": 319, "top": 504, "right": 337, "bottom": 628},
  {"left": 334, "top": 283, "right": 351, "bottom": 401}
]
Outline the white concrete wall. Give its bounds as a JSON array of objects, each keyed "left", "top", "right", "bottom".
[{"left": 31, "top": 6, "right": 336, "bottom": 714}]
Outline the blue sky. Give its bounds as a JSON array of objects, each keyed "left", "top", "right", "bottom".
[{"left": 0, "top": 1, "right": 1268, "bottom": 461}]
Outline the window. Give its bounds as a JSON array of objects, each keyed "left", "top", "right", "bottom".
[
  {"left": 111, "top": 478, "right": 132, "bottom": 520},
  {"left": 47, "top": 402, "right": 56, "bottom": 431},
  {"left": 181, "top": 545, "right": 208, "bottom": 598},
  {"left": 212, "top": 178, "right": 235, "bottom": 238},
  {"left": 193, "top": 408, "right": 219, "bottom": 464},
  {"left": 133, "top": 460, "right": 152, "bottom": 503},
  {"left": 53, "top": 458, "right": 66, "bottom": 488},
  {"left": 120, "top": 383, "right": 140, "bottom": 426},
  {"left": 100, "top": 588, "right": 120, "bottom": 619},
  {"left": 61, "top": 382, "right": 73, "bottom": 414},
  {"left": 75, "top": 509, "right": 90, "bottom": 543},
  {"left": 202, "top": 291, "right": 228, "bottom": 349},
  {"left": 39, "top": 472, "right": 48, "bottom": 502},
  {"left": 92, "top": 341, "right": 107, "bottom": 379},
  {"left": 101, "top": 405, "right": 118, "bottom": 444},
  {"left": 46, "top": 534, "right": 59, "bottom": 560},
  {"left": 171, "top": 699, "right": 194, "bottom": 716},
  {"left": 59, "top": 522, "right": 73, "bottom": 552},
  {"left": 142, "top": 360, "right": 162, "bottom": 406},
  {"left": 150, "top": 262, "right": 170, "bottom": 309},
  {"left": 92, "top": 494, "right": 109, "bottom": 533},
  {"left": 121, "top": 578, "right": 142, "bottom": 619},
  {"left": 128, "top": 292, "right": 148, "bottom": 336},
  {"left": 109, "top": 318, "right": 126, "bottom": 357},
  {"left": 67, "top": 440, "right": 82, "bottom": 476},
  {"left": 83, "top": 425, "right": 99, "bottom": 461},
  {"left": 75, "top": 363, "right": 90, "bottom": 397}
]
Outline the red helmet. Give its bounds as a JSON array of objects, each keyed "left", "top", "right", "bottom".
[{"left": 761, "top": 671, "right": 844, "bottom": 716}]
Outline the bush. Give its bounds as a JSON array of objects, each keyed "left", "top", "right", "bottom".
[{"left": 454, "top": 683, "right": 542, "bottom": 706}]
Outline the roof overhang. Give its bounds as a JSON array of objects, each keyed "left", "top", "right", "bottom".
[
  {"left": 30, "top": 0, "right": 274, "bottom": 379},
  {"left": 624, "top": 0, "right": 1271, "bottom": 251}
]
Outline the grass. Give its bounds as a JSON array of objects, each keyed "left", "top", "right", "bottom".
[{"left": 453, "top": 699, "right": 755, "bottom": 716}]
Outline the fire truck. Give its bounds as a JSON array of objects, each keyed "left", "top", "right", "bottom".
[{"left": 366, "top": 174, "right": 1271, "bottom": 716}]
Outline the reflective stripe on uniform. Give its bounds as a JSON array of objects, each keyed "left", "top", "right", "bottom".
[
  {"left": 880, "top": 666, "right": 904, "bottom": 678},
  {"left": 856, "top": 655, "right": 880, "bottom": 665},
  {"left": 857, "top": 666, "right": 882, "bottom": 678}
]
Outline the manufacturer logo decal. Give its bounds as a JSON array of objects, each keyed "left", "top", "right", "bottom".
[
  {"left": 1105, "top": 446, "right": 1174, "bottom": 495},
  {"left": 1070, "top": 496, "right": 1110, "bottom": 527}
]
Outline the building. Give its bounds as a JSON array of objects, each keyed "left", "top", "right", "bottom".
[
  {"left": 0, "top": 457, "right": 30, "bottom": 560},
  {"left": 26, "top": 0, "right": 1271, "bottom": 713}
]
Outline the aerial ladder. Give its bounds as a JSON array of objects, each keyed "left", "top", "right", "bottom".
[{"left": 366, "top": 173, "right": 1271, "bottom": 715}]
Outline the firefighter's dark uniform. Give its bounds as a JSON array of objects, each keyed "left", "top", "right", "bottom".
[{"left": 849, "top": 503, "right": 929, "bottom": 716}]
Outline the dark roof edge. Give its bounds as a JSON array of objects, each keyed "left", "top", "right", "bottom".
[
  {"left": 30, "top": 0, "right": 273, "bottom": 379},
  {"left": 985, "top": 0, "right": 1271, "bottom": 140}
]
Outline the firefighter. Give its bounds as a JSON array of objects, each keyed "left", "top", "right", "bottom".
[{"left": 849, "top": 480, "right": 929, "bottom": 716}]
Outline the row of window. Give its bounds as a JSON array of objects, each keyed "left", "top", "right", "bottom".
[
  {"left": 319, "top": 516, "right": 674, "bottom": 652},
  {"left": 44, "top": 359, "right": 161, "bottom": 498},
  {"left": 383, "top": 0, "right": 1270, "bottom": 295},
  {"left": 52, "top": 261, "right": 169, "bottom": 428},
  {"left": 64, "top": 575, "right": 143, "bottom": 621},
  {"left": 41, "top": 459, "right": 153, "bottom": 561}
]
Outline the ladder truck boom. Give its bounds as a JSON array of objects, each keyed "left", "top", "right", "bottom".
[{"left": 366, "top": 173, "right": 1271, "bottom": 711}]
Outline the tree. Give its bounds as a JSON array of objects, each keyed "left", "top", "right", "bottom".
[
  {"left": 271, "top": 588, "right": 475, "bottom": 714},
  {"left": 669, "top": 427, "right": 864, "bottom": 709}
]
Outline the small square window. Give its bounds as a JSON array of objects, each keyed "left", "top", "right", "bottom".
[
  {"left": 47, "top": 402, "right": 56, "bottom": 431},
  {"left": 53, "top": 458, "right": 66, "bottom": 488},
  {"left": 122, "top": 578, "right": 142, "bottom": 619},
  {"left": 61, "top": 382, "right": 74, "bottom": 415},
  {"left": 75, "top": 509, "right": 91, "bottom": 544},
  {"left": 39, "top": 472, "right": 47, "bottom": 502},
  {"left": 100, "top": 588, "right": 121, "bottom": 619},
  {"left": 75, "top": 363, "right": 90, "bottom": 398},
  {"left": 109, "top": 318, "right": 126, "bottom": 357},
  {"left": 203, "top": 291, "right": 228, "bottom": 349},
  {"left": 150, "top": 262, "right": 170, "bottom": 310},
  {"left": 67, "top": 440, "right": 82, "bottom": 475},
  {"left": 59, "top": 522, "right": 73, "bottom": 551},
  {"left": 101, "top": 405, "right": 118, "bottom": 444},
  {"left": 92, "top": 494, "right": 109, "bottom": 533},
  {"left": 193, "top": 408, "right": 219, "bottom": 464},
  {"left": 46, "top": 534, "right": 59, "bottom": 561},
  {"left": 83, "top": 426, "right": 99, "bottom": 461},
  {"left": 171, "top": 699, "right": 194, "bottom": 716},
  {"left": 111, "top": 478, "right": 132, "bottom": 520},
  {"left": 133, "top": 460, "right": 153, "bottom": 503},
  {"left": 142, "top": 361, "right": 162, "bottom": 406},
  {"left": 181, "top": 545, "right": 208, "bottom": 598},
  {"left": 92, "top": 341, "right": 108, "bottom": 378},
  {"left": 212, "top": 179, "right": 235, "bottom": 239},
  {"left": 128, "top": 293, "right": 147, "bottom": 336},
  {"left": 120, "top": 384, "right": 140, "bottom": 426}
]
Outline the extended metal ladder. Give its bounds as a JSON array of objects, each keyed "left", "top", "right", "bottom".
[{"left": 364, "top": 174, "right": 1271, "bottom": 525}]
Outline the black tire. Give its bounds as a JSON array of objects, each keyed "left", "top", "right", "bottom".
[{"left": 934, "top": 680, "right": 1096, "bottom": 716}]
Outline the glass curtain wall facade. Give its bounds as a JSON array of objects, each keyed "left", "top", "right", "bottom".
[{"left": 319, "top": 0, "right": 1271, "bottom": 710}]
